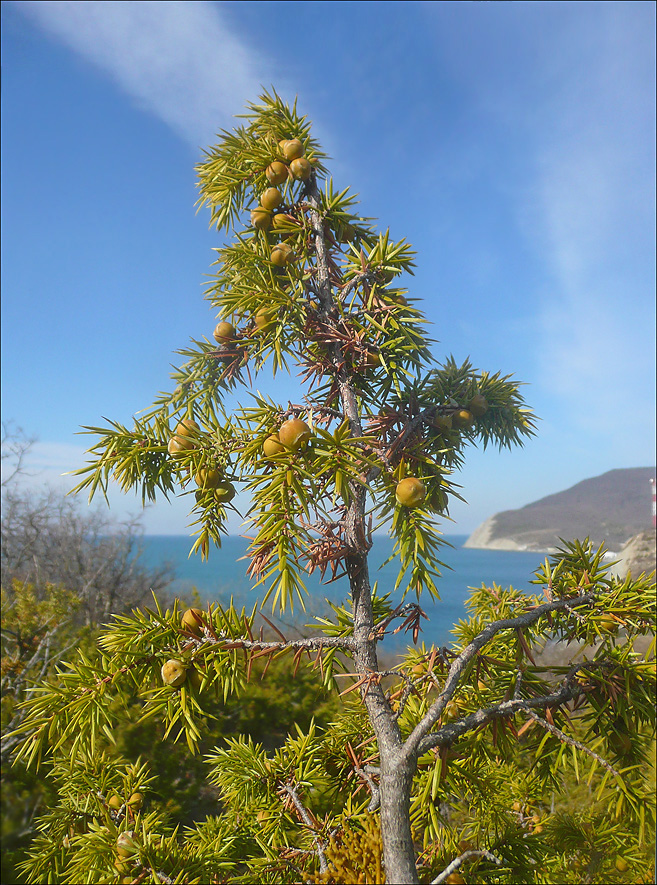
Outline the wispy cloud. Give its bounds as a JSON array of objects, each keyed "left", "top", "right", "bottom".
[
  {"left": 15, "top": 0, "right": 269, "bottom": 147},
  {"left": 527, "top": 6, "right": 656, "bottom": 440},
  {"left": 422, "top": 1, "right": 655, "bottom": 460},
  {"left": 440, "top": 3, "right": 655, "bottom": 437}
]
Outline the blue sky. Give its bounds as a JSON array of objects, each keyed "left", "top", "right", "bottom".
[{"left": 1, "top": 0, "right": 655, "bottom": 536}]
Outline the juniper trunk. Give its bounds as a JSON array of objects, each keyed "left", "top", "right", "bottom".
[{"left": 308, "top": 180, "right": 421, "bottom": 884}]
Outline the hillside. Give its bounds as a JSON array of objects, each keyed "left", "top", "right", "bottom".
[{"left": 465, "top": 467, "right": 656, "bottom": 552}]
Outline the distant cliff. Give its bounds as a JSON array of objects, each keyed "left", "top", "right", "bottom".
[
  {"left": 608, "top": 530, "right": 656, "bottom": 578},
  {"left": 465, "top": 467, "right": 656, "bottom": 552}
]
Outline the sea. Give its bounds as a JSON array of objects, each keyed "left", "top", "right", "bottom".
[{"left": 139, "top": 534, "right": 548, "bottom": 653}]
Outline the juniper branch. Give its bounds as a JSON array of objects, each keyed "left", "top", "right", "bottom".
[
  {"left": 403, "top": 591, "right": 597, "bottom": 759},
  {"left": 526, "top": 709, "right": 620, "bottom": 777},
  {"left": 431, "top": 849, "right": 503, "bottom": 885},
  {"left": 280, "top": 784, "right": 329, "bottom": 874}
]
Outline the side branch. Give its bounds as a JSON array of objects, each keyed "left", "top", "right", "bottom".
[
  {"left": 197, "top": 634, "right": 357, "bottom": 654},
  {"left": 431, "top": 849, "right": 503, "bottom": 885},
  {"left": 403, "top": 592, "right": 596, "bottom": 759},
  {"left": 280, "top": 783, "right": 329, "bottom": 874},
  {"left": 354, "top": 765, "right": 381, "bottom": 812},
  {"left": 415, "top": 680, "right": 586, "bottom": 756},
  {"left": 526, "top": 709, "right": 620, "bottom": 777}
]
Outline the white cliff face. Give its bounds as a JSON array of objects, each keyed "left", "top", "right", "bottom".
[
  {"left": 608, "top": 530, "right": 656, "bottom": 578},
  {"left": 463, "top": 516, "right": 499, "bottom": 549},
  {"left": 463, "top": 516, "right": 557, "bottom": 552}
]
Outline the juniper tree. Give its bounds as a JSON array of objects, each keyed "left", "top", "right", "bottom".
[{"left": 7, "top": 92, "right": 656, "bottom": 885}]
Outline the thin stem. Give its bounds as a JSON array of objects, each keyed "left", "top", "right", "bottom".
[
  {"left": 431, "top": 849, "right": 503, "bottom": 885},
  {"left": 416, "top": 682, "right": 586, "bottom": 756},
  {"left": 199, "top": 634, "right": 357, "bottom": 653},
  {"left": 526, "top": 709, "right": 620, "bottom": 777},
  {"left": 281, "top": 784, "right": 329, "bottom": 874},
  {"left": 354, "top": 766, "right": 381, "bottom": 812}
]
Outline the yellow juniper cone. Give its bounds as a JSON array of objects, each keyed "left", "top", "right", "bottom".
[
  {"left": 188, "top": 667, "right": 205, "bottom": 691},
  {"left": 599, "top": 614, "right": 619, "bottom": 633},
  {"left": 194, "top": 467, "right": 223, "bottom": 489},
  {"left": 116, "top": 831, "right": 139, "bottom": 859},
  {"left": 127, "top": 792, "right": 143, "bottom": 811},
  {"left": 213, "top": 321, "right": 235, "bottom": 343},
  {"left": 452, "top": 409, "right": 474, "bottom": 429},
  {"left": 266, "top": 161, "right": 288, "bottom": 185},
  {"left": 290, "top": 157, "right": 311, "bottom": 180},
  {"left": 254, "top": 308, "right": 276, "bottom": 331},
  {"left": 469, "top": 393, "right": 488, "bottom": 416},
  {"left": 175, "top": 419, "right": 200, "bottom": 438},
  {"left": 250, "top": 206, "right": 272, "bottom": 230},
  {"left": 263, "top": 433, "right": 285, "bottom": 457},
  {"left": 395, "top": 477, "right": 426, "bottom": 507},
  {"left": 214, "top": 480, "right": 236, "bottom": 503},
  {"left": 271, "top": 242, "right": 295, "bottom": 266},
  {"left": 260, "top": 187, "right": 283, "bottom": 211},
  {"left": 108, "top": 795, "right": 123, "bottom": 810},
  {"left": 181, "top": 607, "right": 204, "bottom": 636},
  {"left": 432, "top": 413, "right": 453, "bottom": 433},
  {"left": 161, "top": 659, "right": 187, "bottom": 687},
  {"left": 273, "top": 212, "right": 293, "bottom": 229},
  {"left": 282, "top": 138, "right": 304, "bottom": 160},
  {"left": 279, "top": 418, "right": 311, "bottom": 450},
  {"left": 167, "top": 435, "right": 195, "bottom": 456}
]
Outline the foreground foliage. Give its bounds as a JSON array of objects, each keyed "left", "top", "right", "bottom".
[
  {"left": 6, "top": 543, "right": 656, "bottom": 884},
  {"left": 5, "top": 92, "right": 655, "bottom": 884}
]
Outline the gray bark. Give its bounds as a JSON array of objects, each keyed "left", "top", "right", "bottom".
[
  {"left": 306, "top": 175, "right": 421, "bottom": 882},
  {"left": 380, "top": 760, "right": 419, "bottom": 884}
]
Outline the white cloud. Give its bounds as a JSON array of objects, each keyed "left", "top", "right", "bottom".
[
  {"left": 511, "top": 6, "right": 656, "bottom": 444},
  {"left": 423, "top": 1, "right": 655, "bottom": 460},
  {"left": 15, "top": 0, "right": 268, "bottom": 147}
]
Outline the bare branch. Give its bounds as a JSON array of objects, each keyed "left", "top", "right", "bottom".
[
  {"left": 354, "top": 766, "right": 381, "bottom": 812},
  {"left": 526, "top": 709, "right": 620, "bottom": 777},
  {"left": 404, "top": 592, "right": 597, "bottom": 759},
  {"left": 415, "top": 677, "right": 589, "bottom": 757},
  {"left": 0, "top": 621, "right": 79, "bottom": 763},
  {"left": 391, "top": 675, "right": 416, "bottom": 722},
  {"left": 1, "top": 422, "right": 38, "bottom": 488},
  {"left": 201, "top": 633, "right": 356, "bottom": 654},
  {"left": 431, "top": 849, "right": 503, "bottom": 884},
  {"left": 280, "top": 783, "right": 329, "bottom": 874}
]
